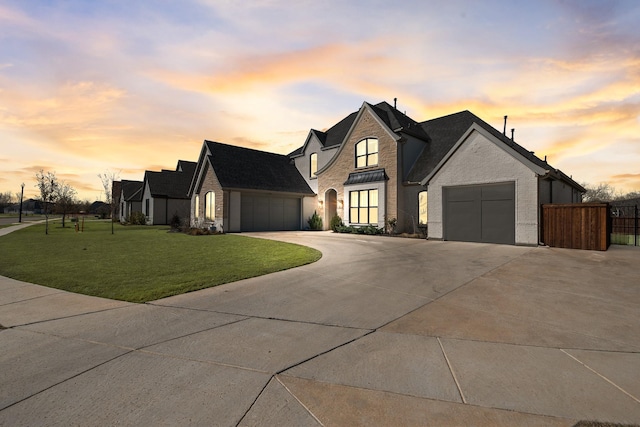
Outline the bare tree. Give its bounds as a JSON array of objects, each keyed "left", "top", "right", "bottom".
[
  {"left": 35, "top": 170, "right": 59, "bottom": 235},
  {"left": 0, "top": 191, "right": 13, "bottom": 211},
  {"left": 54, "top": 181, "right": 77, "bottom": 228},
  {"left": 98, "top": 170, "right": 120, "bottom": 234},
  {"left": 582, "top": 182, "right": 619, "bottom": 203}
]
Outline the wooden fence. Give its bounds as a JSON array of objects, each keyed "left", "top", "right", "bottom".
[{"left": 542, "top": 203, "right": 610, "bottom": 251}]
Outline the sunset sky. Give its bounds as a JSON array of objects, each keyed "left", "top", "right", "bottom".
[{"left": 1, "top": 0, "right": 639, "bottom": 201}]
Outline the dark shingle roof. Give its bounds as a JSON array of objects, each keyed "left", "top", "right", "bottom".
[
  {"left": 206, "top": 141, "right": 314, "bottom": 195},
  {"left": 368, "top": 102, "right": 429, "bottom": 140},
  {"left": 343, "top": 168, "right": 389, "bottom": 185},
  {"left": 407, "top": 110, "right": 584, "bottom": 191},
  {"left": 145, "top": 160, "right": 196, "bottom": 199},
  {"left": 121, "top": 180, "right": 143, "bottom": 201}
]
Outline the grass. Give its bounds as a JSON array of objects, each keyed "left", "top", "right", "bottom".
[{"left": 0, "top": 220, "right": 322, "bottom": 303}]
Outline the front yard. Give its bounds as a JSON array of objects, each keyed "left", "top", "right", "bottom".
[{"left": 0, "top": 221, "right": 321, "bottom": 302}]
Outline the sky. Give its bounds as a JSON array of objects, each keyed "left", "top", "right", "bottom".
[{"left": 1, "top": 0, "right": 639, "bottom": 201}]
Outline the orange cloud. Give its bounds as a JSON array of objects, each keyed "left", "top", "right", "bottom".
[{"left": 147, "top": 39, "right": 397, "bottom": 95}]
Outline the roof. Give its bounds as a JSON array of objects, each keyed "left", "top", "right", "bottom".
[
  {"left": 145, "top": 160, "right": 196, "bottom": 199},
  {"left": 120, "top": 180, "right": 143, "bottom": 201},
  {"left": 407, "top": 110, "right": 585, "bottom": 191},
  {"left": 344, "top": 168, "right": 389, "bottom": 186},
  {"left": 206, "top": 141, "right": 314, "bottom": 195}
]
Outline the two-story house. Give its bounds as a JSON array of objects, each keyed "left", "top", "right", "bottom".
[{"left": 189, "top": 100, "right": 584, "bottom": 245}]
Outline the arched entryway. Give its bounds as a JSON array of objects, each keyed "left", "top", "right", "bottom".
[{"left": 324, "top": 189, "right": 337, "bottom": 230}]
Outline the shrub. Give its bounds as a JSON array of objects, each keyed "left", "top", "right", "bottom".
[
  {"left": 169, "top": 213, "right": 182, "bottom": 230},
  {"left": 335, "top": 224, "right": 384, "bottom": 235},
  {"left": 128, "top": 211, "right": 146, "bottom": 225},
  {"left": 307, "top": 211, "right": 323, "bottom": 230},
  {"left": 330, "top": 214, "right": 344, "bottom": 232}
]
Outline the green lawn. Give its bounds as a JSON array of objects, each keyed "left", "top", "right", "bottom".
[{"left": 0, "top": 221, "right": 321, "bottom": 302}]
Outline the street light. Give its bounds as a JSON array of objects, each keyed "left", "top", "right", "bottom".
[{"left": 19, "top": 183, "right": 24, "bottom": 223}]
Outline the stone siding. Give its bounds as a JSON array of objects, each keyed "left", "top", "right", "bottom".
[{"left": 317, "top": 108, "right": 398, "bottom": 228}]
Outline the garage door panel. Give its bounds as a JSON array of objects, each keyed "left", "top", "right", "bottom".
[
  {"left": 481, "top": 199, "right": 515, "bottom": 244},
  {"left": 447, "top": 200, "right": 481, "bottom": 242},
  {"left": 241, "top": 194, "right": 301, "bottom": 232},
  {"left": 444, "top": 183, "right": 515, "bottom": 245}
]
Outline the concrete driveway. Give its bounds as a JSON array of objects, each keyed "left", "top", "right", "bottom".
[{"left": 1, "top": 229, "right": 639, "bottom": 426}]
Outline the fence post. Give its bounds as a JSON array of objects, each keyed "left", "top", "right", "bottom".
[{"left": 633, "top": 205, "right": 638, "bottom": 246}]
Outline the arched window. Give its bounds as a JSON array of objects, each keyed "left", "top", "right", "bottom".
[
  {"left": 194, "top": 194, "right": 199, "bottom": 219},
  {"left": 204, "top": 191, "right": 215, "bottom": 221},
  {"left": 418, "top": 191, "right": 428, "bottom": 224},
  {"left": 310, "top": 153, "right": 318, "bottom": 178},
  {"left": 355, "top": 138, "right": 378, "bottom": 168}
]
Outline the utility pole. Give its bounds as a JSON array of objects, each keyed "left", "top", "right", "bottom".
[{"left": 19, "top": 183, "right": 24, "bottom": 223}]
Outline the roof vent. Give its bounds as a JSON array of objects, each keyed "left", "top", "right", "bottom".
[
  {"left": 503, "top": 115, "right": 508, "bottom": 136},
  {"left": 394, "top": 98, "right": 397, "bottom": 109},
  {"left": 511, "top": 128, "right": 515, "bottom": 141}
]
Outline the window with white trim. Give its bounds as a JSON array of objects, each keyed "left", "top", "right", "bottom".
[
  {"left": 350, "top": 189, "right": 378, "bottom": 224},
  {"left": 355, "top": 138, "right": 378, "bottom": 168},
  {"left": 194, "top": 194, "right": 199, "bottom": 220},
  {"left": 204, "top": 191, "right": 215, "bottom": 221}
]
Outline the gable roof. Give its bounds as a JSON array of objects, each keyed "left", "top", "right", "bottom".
[
  {"left": 144, "top": 160, "right": 196, "bottom": 199},
  {"left": 407, "top": 110, "right": 585, "bottom": 191},
  {"left": 120, "top": 180, "right": 143, "bottom": 202},
  {"left": 205, "top": 141, "right": 314, "bottom": 195}
]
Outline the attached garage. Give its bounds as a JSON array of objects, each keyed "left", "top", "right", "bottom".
[
  {"left": 443, "top": 183, "right": 515, "bottom": 244},
  {"left": 240, "top": 194, "right": 301, "bottom": 232}
]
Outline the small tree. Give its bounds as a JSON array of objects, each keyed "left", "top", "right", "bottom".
[
  {"left": 35, "top": 170, "right": 59, "bottom": 235},
  {"left": 307, "top": 211, "right": 323, "bottom": 230},
  {"left": 98, "top": 170, "right": 120, "bottom": 234},
  {"left": 54, "top": 181, "right": 77, "bottom": 228}
]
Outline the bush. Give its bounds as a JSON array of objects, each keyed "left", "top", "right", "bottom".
[
  {"left": 334, "top": 224, "right": 384, "bottom": 235},
  {"left": 128, "top": 211, "right": 146, "bottom": 225},
  {"left": 169, "top": 213, "right": 182, "bottom": 230},
  {"left": 307, "top": 210, "right": 323, "bottom": 230},
  {"left": 330, "top": 214, "right": 344, "bottom": 232}
]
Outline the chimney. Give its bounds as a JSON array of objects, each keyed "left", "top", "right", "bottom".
[
  {"left": 503, "top": 115, "right": 508, "bottom": 135},
  {"left": 394, "top": 98, "right": 397, "bottom": 109},
  {"left": 511, "top": 128, "right": 515, "bottom": 141}
]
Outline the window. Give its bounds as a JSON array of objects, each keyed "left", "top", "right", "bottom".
[
  {"left": 310, "top": 153, "right": 318, "bottom": 178},
  {"left": 419, "top": 191, "right": 428, "bottom": 224},
  {"left": 204, "top": 191, "right": 215, "bottom": 221},
  {"left": 194, "top": 194, "right": 199, "bottom": 219},
  {"left": 355, "top": 138, "right": 378, "bottom": 168},
  {"left": 144, "top": 199, "right": 149, "bottom": 216},
  {"left": 350, "top": 189, "right": 378, "bottom": 224}
]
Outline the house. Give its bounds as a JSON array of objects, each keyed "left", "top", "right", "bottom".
[
  {"left": 3, "top": 198, "right": 44, "bottom": 215},
  {"left": 188, "top": 141, "right": 315, "bottom": 232},
  {"left": 141, "top": 160, "right": 196, "bottom": 225},
  {"left": 117, "top": 180, "right": 143, "bottom": 223},
  {"left": 190, "top": 101, "right": 584, "bottom": 245},
  {"left": 89, "top": 201, "right": 109, "bottom": 217}
]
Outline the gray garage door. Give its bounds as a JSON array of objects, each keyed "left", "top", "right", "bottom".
[
  {"left": 241, "top": 194, "right": 301, "bottom": 232},
  {"left": 443, "top": 183, "right": 515, "bottom": 245}
]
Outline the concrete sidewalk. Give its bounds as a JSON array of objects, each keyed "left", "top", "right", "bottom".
[{"left": 1, "top": 228, "right": 639, "bottom": 426}]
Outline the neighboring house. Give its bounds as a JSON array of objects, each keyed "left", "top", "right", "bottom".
[
  {"left": 112, "top": 180, "right": 122, "bottom": 219},
  {"left": 191, "top": 100, "right": 584, "bottom": 245},
  {"left": 3, "top": 198, "right": 44, "bottom": 215},
  {"left": 117, "top": 180, "right": 143, "bottom": 222},
  {"left": 141, "top": 160, "right": 196, "bottom": 225},
  {"left": 89, "top": 201, "right": 110, "bottom": 217},
  {"left": 188, "top": 141, "right": 315, "bottom": 232}
]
